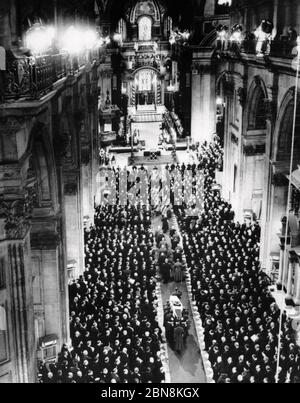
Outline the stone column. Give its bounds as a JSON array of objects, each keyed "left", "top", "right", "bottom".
[
  {"left": 259, "top": 92, "right": 277, "bottom": 270},
  {"left": 191, "top": 66, "right": 201, "bottom": 143},
  {"left": 277, "top": 243, "right": 286, "bottom": 290},
  {"left": 64, "top": 177, "right": 84, "bottom": 279},
  {"left": 0, "top": 1, "right": 14, "bottom": 48},
  {"left": 294, "top": 260, "right": 300, "bottom": 306},
  {"left": 285, "top": 254, "right": 295, "bottom": 306},
  {"left": 273, "top": 0, "right": 279, "bottom": 38},
  {"left": 81, "top": 163, "right": 94, "bottom": 227},
  {"left": 31, "top": 227, "right": 70, "bottom": 350},
  {"left": 204, "top": 0, "right": 216, "bottom": 16},
  {"left": 191, "top": 57, "right": 215, "bottom": 144},
  {"left": 222, "top": 86, "right": 234, "bottom": 202},
  {"left": 0, "top": 196, "right": 35, "bottom": 383}
]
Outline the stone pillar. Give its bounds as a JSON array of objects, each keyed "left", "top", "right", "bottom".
[
  {"left": 191, "top": 57, "right": 215, "bottom": 144},
  {"left": 222, "top": 87, "right": 234, "bottom": 202},
  {"left": 285, "top": 255, "right": 295, "bottom": 306},
  {"left": 31, "top": 228, "right": 70, "bottom": 351},
  {"left": 0, "top": 196, "right": 35, "bottom": 383},
  {"left": 204, "top": 0, "right": 216, "bottom": 16},
  {"left": 259, "top": 93, "right": 277, "bottom": 270},
  {"left": 273, "top": 0, "right": 279, "bottom": 38},
  {"left": 191, "top": 67, "right": 201, "bottom": 143},
  {"left": 294, "top": 260, "right": 300, "bottom": 306},
  {"left": 64, "top": 178, "right": 84, "bottom": 279},
  {"left": 277, "top": 243, "right": 286, "bottom": 290},
  {"left": 81, "top": 163, "right": 94, "bottom": 227}
]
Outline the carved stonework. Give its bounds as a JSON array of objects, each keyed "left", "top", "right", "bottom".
[
  {"left": 0, "top": 186, "right": 37, "bottom": 239},
  {"left": 237, "top": 87, "right": 247, "bottom": 107},
  {"left": 4, "top": 55, "right": 31, "bottom": 99},
  {"left": 264, "top": 99, "right": 275, "bottom": 121}
]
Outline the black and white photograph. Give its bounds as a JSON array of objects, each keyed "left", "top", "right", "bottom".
[{"left": 0, "top": 0, "right": 300, "bottom": 387}]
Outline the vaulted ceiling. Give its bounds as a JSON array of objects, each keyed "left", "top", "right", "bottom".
[
  {"left": 18, "top": 0, "right": 209, "bottom": 23},
  {"left": 17, "top": 0, "right": 212, "bottom": 31},
  {"left": 95, "top": 0, "right": 207, "bottom": 23}
]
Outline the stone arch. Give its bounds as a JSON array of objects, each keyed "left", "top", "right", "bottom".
[
  {"left": 117, "top": 17, "right": 128, "bottom": 40},
  {"left": 26, "top": 122, "right": 59, "bottom": 211},
  {"left": 274, "top": 87, "right": 300, "bottom": 167},
  {"left": 216, "top": 71, "right": 235, "bottom": 99},
  {"left": 130, "top": 0, "right": 161, "bottom": 24},
  {"left": 215, "top": 72, "right": 234, "bottom": 147},
  {"left": 200, "top": 30, "right": 217, "bottom": 47},
  {"left": 246, "top": 77, "right": 268, "bottom": 130},
  {"left": 55, "top": 96, "right": 77, "bottom": 164}
]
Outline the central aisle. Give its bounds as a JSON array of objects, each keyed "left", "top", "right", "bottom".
[
  {"left": 152, "top": 215, "right": 207, "bottom": 384},
  {"left": 132, "top": 122, "right": 161, "bottom": 149}
]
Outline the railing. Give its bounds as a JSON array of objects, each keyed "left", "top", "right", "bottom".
[
  {"left": 2, "top": 50, "right": 98, "bottom": 102},
  {"left": 216, "top": 37, "right": 296, "bottom": 59},
  {"left": 129, "top": 58, "right": 161, "bottom": 71}
]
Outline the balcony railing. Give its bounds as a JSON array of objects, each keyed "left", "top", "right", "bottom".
[
  {"left": 127, "top": 58, "right": 161, "bottom": 71},
  {"left": 2, "top": 50, "right": 99, "bottom": 102},
  {"left": 216, "top": 37, "right": 296, "bottom": 59}
]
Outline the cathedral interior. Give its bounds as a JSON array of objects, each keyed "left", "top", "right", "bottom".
[{"left": 1, "top": 0, "right": 300, "bottom": 384}]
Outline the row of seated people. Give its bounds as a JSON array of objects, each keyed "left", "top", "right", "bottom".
[
  {"left": 174, "top": 141, "right": 300, "bottom": 383},
  {"left": 99, "top": 140, "right": 222, "bottom": 208},
  {"left": 39, "top": 205, "right": 165, "bottom": 383}
]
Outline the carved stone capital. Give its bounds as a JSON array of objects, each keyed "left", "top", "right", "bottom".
[
  {"left": 0, "top": 116, "right": 26, "bottom": 135},
  {"left": 0, "top": 201, "right": 28, "bottom": 240}
]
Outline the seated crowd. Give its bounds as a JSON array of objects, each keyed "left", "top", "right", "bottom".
[
  {"left": 39, "top": 205, "right": 165, "bottom": 384},
  {"left": 38, "top": 138, "right": 300, "bottom": 383},
  {"left": 175, "top": 141, "right": 300, "bottom": 383}
]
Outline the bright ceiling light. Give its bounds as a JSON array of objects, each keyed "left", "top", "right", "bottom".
[
  {"left": 25, "top": 25, "right": 55, "bottom": 55},
  {"left": 216, "top": 97, "right": 224, "bottom": 106},
  {"left": 62, "top": 26, "right": 84, "bottom": 54},
  {"left": 113, "top": 33, "right": 122, "bottom": 43},
  {"left": 84, "top": 29, "right": 98, "bottom": 50}
]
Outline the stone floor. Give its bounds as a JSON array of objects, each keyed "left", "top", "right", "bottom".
[
  {"left": 132, "top": 121, "right": 162, "bottom": 149},
  {"left": 152, "top": 214, "right": 207, "bottom": 384}
]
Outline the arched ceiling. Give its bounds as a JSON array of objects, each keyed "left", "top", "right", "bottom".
[
  {"left": 18, "top": 0, "right": 212, "bottom": 30},
  {"left": 96, "top": 0, "right": 206, "bottom": 25}
]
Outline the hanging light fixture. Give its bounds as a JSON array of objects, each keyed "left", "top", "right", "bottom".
[
  {"left": 25, "top": 24, "right": 56, "bottom": 55},
  {"left": 218, "top": 0, "right": 232, "bottom": 5}
]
